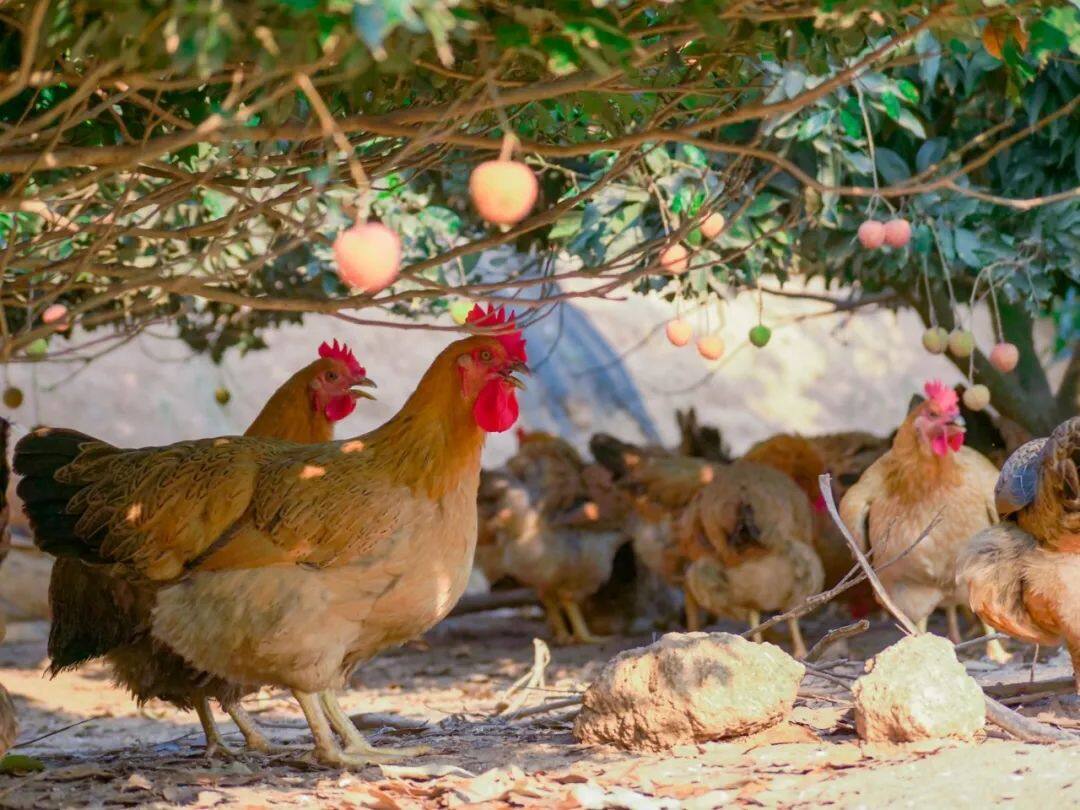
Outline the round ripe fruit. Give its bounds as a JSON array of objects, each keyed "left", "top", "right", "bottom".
[
  {"left": 948, "top": 329, "right": 976, "bottom": 359},
  {"left": 215, "top": 387, "right": 231, "bottom": 406},
  {"left": 469, "top": 160, "right": 538, "bottom": 226},
  {"left": 449, "top": 300, "right": 473, "bottom": 325},
  {"left": 883, "top": 218, "right": 912, "bottom": 249},
  {"left": 700, "top": 212, "right": 726, "bottom": 241},
  {"left": 660, "top": 243, "right": 689, "bottom": 275},
  {"left": 857, "top": 220, "right": 886, "bottom": 250},
  {"left": 3, "top": 386, "right": 23, "bottom": 409},
  {"left": 333, "top": 222, "right": 402, "bottom": 293},
  {"left": 982, "top": 25, "right": 1005, "bottom": 60},
  {"left": 989, "top": 341, "right": 1019, "bottom": 373},
  {"left": 696, "top": 335, "right": 725, "bottom": 361},
  {"left": 749, "top": 325, "right": 772, "bottom": 348},
  {"left": 42, "top": 303, "right": 69, "bottom": 325},
  {"left": 921, "top": 327, "right": 949, "bottom": 355},
  {"left": 963, "top": 384, "right": 991, "bottom": 412},
  {"left": 666, "top": 319, "right": 692, "bottom": 347}
]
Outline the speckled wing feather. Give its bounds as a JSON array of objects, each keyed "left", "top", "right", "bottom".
[{"left": 995, "top": 437, "right": 1048, "bottom": 517}]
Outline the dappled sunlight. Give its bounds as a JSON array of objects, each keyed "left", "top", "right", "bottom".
[{"left": 299, "top": 465, "right": 326, "bottom": 480}]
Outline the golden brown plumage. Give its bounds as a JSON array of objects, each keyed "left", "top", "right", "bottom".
[
  {"left": 959, "top": 417, "right": 1080, "bottom": 684},
  {"left": 839, "top": 382, "right": 1006, "bottom": 660},
  {"left": 485, "top": 431, "right": 626, "bottom": 643},
  {"left": 17, "top": 328, "right": 527, "bottom": 768},
  {"left": 677, "top": 461, "right": 823, "bottom": 656},
  {"left": 43, "top": 346, "right": 375, "bottom": 756}
]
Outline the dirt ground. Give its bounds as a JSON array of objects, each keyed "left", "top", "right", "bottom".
[{"left": 2, "top": 608, "right": 1080, "bottom": 809}]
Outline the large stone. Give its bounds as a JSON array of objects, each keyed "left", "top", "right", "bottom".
[
  {"left": 573, "top": 631, "right": 804, "bottom": 751},
  {"left": 852, "top": 634, "right": 985, "bottom": 742}
]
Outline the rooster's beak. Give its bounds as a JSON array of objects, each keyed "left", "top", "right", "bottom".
[
  {"left": 350, "top": 377, "right": 378, "bottom": 401},
  {"left": 504, "top": 361, "right": 530, "bottom": 390}
]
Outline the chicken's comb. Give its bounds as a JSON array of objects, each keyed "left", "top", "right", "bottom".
[
  {"left": 466, "top": 304, "right": 528, "bottom": 363},
  {"left": 318, "top": 339, "right": 366, "bottom": 378},
  {"left": 924, "top": 379, "right": 959, "bottom": 415}
]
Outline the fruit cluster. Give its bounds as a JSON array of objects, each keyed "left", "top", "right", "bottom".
[{"left": 858, "top": 218, "right": 911, "bottom": 250}]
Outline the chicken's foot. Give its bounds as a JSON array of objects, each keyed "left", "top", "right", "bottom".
[
  {"left": 319, "top": 691, "right": 430, "bottom": 758},
  {"left": 945, "top": 605, "right": 962, "bottom": 644},
  {"left": 748, "top": 610, "right": 763, "bottom": 643},
  {"left": 684, "top": 587, "right": 701, "bottom": 632},
  {"left": 541, "top": 597, "right": 572, "bottom": 645},
  {"left": 196, "top": 698, "right": 239, "bottom": 760},
  {"left": 226, "top": 704, "right": 292, "bottom": 755},
  {"left": 915, "top": 616, "right": 928, "bottom": 634},
  {"left": 984, "top": 622, "right": 1012, "bottom": 664},
  {"left": 787, "top": 618, "right": 808, "bottom": 659},
  {"left": 562, "top": 600, "right": 608, "bottom": 645}
]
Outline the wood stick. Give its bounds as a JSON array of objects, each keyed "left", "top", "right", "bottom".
[
  {"left": 804, "top": 620, "right": 870, "bottom": 663},
  {"left": 817, "top": 473, "right": 1076, "bottom": 744},
  {"left": 449, "top": 587, "right": 537, "bottom": 617},
  {"left": 983, "top": 677, "right": 1076, "bottom": 700}
]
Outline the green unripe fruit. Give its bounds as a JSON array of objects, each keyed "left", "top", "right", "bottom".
[
  {"left": 215, "top": 387, "right": 231, "bottom": 406},
  {"left": 948, "top": 329, "right": 975, "bottom": 359},
  {"left": 921, "top": 327, "right": 948, "bottom": 354},
  {"left": 3, "top": 386, "right": 23, "bottom": 409},
  {"left": 749, "top": 325, "right": 772, "bottom": 348}
]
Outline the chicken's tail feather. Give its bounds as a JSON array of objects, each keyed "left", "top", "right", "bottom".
[
  {"left": 1047, "top": 417, "right": 1080, "bottom": 523},
  {"left": 957, "top": 525, "right": 1060, "bottom": 647},
  {"left": 14, "top": 427, "right": 107, "bottom": 561}
]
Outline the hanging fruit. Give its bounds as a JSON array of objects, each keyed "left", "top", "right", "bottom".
[
  {"left": 469, "top": 160, "right": 538, "bottom": 226},
  {"left": 989, "top": 342, "right": 1019, "bottom": 373},
  {"left": 3, "top": 386, "right": 23, "bottom": 409},
  {"left": 857, "top": 220, "right": 886, "bottom": 249},
  {"left": 963, "top": 384, "right": 991, "bottom": 411},
  {"left": 333, "top": 221, "right": 402, "bottom": 293},
  {"left": 700, "top": 212, "right": 726, "bottom": 241},
  {"left": 948, "top": 329, "right": 975, "bottom": 359},
  {"left": 215, "top": 387, "right": 231, "bottom": 406},
  {"left": 449, "top": 300, "right": 474, "bottom": 325},
  {"left": 666, "top": 319, "right": 692, "bottom": 347},
  {"left": 696, "top": 336, "right": 725, "bottom": 361},
  {"left": 660, "top": 243, "right": 689, "bottom": 275},
  {"left": 921, "top": 327, "right": 949, "bottom": 355},
  {"left": 749, "top": 325, "right": 772, "bottom": 348},
  {"left": 883, "top": 218, "right": 912, "bottom": 248},
  {"left": 42, "top": 304, "right": 69, "bottom": 326}
]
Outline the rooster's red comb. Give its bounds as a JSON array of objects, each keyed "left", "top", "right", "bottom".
[
  {"left": 466, "top": 304, "right": 528, "bottom": 363},
  {"left": 318, "top": 339, "right": 366, "bottom": 378},
  {"left": 924, "top": 379, "right": 959, "bottom": 415}
]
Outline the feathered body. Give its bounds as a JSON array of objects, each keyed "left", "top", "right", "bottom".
[
  {"left": 41, "top": 344, "right": 375, "bottom": 754},
  {"left": 959, "top": 417, "right": 1080, "bottom": 680},
  {"left": 678, "top": 460, "right": 824, "bottom": 654},
  {"left": 18, "top": 315, "right": 528, "bottom": 767},
  {"left": 839, "top": 383, "right": 1000, "bottom": 632}
]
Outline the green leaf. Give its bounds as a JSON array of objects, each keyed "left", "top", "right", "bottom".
[
  {"left": 896, "top": 109, "right": 926, "bottom": 139},
  {"left": 896, "top": 79, "right": 920, "bottom": 104},
  {"left": 839, "top": 107, "right": 862, "bottom": 139},
  {"left": 874, "top": 148, "right": 910, "bottom": 184},
  {"left": 881, "top": 92, "right": 901, "bottom": 122},
  {"left": 495, "top": 23, "right": 530, "bottom": 49},
  {"left": 549, "top": 212, "right": 583, "bottom": 240},
  {"left": 0, "top": 755, "right": 45, "bottom": 775}
]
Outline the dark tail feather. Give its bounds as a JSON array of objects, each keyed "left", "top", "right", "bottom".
[
  {"left": 14, "top": 427, "right": 106, "bottom": 561},
  {"left": 0, "top": 418, "right": 9, "bottom": 568},
  {"left": 589, "top": 433, "right": 637, "bottom": 480}
]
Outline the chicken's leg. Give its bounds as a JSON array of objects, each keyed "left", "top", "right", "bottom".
[
  {"left": 226, "top": 704, "right": 292, "bottom": 754},
  {"left": 684, "top": 587, "right": 702, "bottom": 632},
  {"left": 541, "top": 597, "right": 572, "bottom": 645},
  {"left": 787, "top": 618, "right": 808, "bottom": 659},
  {"left": 983, "top": 621, "right": 1012, "bottom": 664},
  {"left": 562, "top": 599, "right": 607, "bottom": 645},
  {"left": 945, "top": 605, "right": 962, "bottom": 644},
  {"left": 748, "top": 610, "right": 763, "bottom": 643},
  {"left": 319, "top": 691, "right": 429, "bottom": 758},
  {"left": 196, "top": 698, "right": 238, "bottom": 759},
  {"left": 915, "top": 616, "right": 928, "bottom": 634}
]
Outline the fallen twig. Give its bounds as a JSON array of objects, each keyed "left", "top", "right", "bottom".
[
  {"left": 818, "top": 473, "right": 1077, "bottom": 744},
  {"left": 984, "top": 677, "right": 1075, "bottom": 700},
  {"left": 507, "top": 696, "right": 583, "bottom": 724},
  {"left": 805, "top": 620, "right": 870, "bottom": 663},
  {"left": 494, "top": 638, "right": 551, "bottom": 718},
  {"left": 450, "top": 587, "right": 537, "bottom": 617},
  {"left": 954, "top": 632, "right": 1010, "bottom": 651}
]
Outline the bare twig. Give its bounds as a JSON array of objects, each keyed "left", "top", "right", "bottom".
[{"left": 805, "top": 620, "right": 871, "bottom": 663}]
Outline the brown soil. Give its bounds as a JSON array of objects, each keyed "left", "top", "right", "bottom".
[{"left": 2, "top": 609, "right": 1080, "bottom": 809}]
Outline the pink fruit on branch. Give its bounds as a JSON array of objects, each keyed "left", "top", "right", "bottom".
[
  {"left": 333, "top": 222, "right": 402, "bottom": 293},
  {"left": 469, "top": 160, "right": 539, "bottom": 226}
]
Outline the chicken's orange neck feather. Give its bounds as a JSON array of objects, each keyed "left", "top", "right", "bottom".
[
  {"left": 360, "top": 339, "right": 487, "bottom": 499},
  {"left": 245, "top": 360, "right": 334, "bottom": 443},
  {"left": 883, "top": 414, "right": 962, "bottom": 501}
]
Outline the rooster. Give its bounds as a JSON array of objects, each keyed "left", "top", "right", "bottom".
[
  {"left": 839, "top": 381, "right": 1008, "bottom": 661},
  {"left": 0, "top": 418, "right": 16, "bottom": 757},
  {"left": 43, "top": 340, "right": 376, "bottom": 757},
  {"left": 959, "top": 417, "right": 1080, "bottom": 685},
  {"left": 677, "top": 461, "right": 824, "bottom": 656},
  {"left": 484, "top": 430, "right": 626, "bottom": 643},
  {"left": 17, "top": 304, "right": 528, "bottom": 768}
]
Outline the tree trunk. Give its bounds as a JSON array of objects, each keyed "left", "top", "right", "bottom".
[{"left": 1056, "top": 341, "right": 1080, "bottom": 419}]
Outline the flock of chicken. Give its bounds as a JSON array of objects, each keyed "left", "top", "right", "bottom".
[{"left": 0, "top": 312, "right": 1077, "bottom": 768}]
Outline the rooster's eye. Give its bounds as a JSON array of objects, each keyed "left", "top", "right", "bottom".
[
  {"left": 326, "top": 371, "right": 338, "bottom": 381},
  {"left": 480, "top": 350, "right": 493, "bottom": 362}
]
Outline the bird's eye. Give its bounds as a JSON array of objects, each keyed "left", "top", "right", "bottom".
[
  {"left": 326, "top": 371, "right": 338, "bottom": 381},
  {"left": 480, "top": 350, "right": 493, "bottom": 362}
]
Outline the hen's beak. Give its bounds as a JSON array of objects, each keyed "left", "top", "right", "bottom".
[
  {"left": 350, "top": 377, "right": 378, "bottom": 401},
  {"left": 504, "top": 360, "right": 530, "bottom": 390}
]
